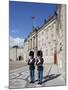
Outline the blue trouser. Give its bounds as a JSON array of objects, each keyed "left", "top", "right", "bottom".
[
  {"left": 38, "top": 70, "right": 43, "bottom": 82},
  {"left": 30, "top": 70, "right": 34, "bottom": 81}
]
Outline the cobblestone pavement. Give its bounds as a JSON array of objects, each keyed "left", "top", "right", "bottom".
[{"left": 9, "top": 64, "right": 66, "bottom": 89}]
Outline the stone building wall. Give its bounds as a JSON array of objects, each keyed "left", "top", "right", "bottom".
[
  {"left": 10, "top": 48, "right": 17, "bottom": 61},
  {"left": 57, "top": 4, "right": 66, "bottom": 79},
  {"left": 10, "top": 48, "right": 24, "bottom": 61},
  {"left": 37, "top": 16, "right": 57, "bottom": 63},
  {"left": 17, "top": 48, "right": 24, "bottom": 60},
  {"left": 23, "top": 40, "right": 29, "bottom": 62}
]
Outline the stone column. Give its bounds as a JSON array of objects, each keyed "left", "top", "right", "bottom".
[{"left": 31, "top": 39, "right": 32, "bottom": 49}]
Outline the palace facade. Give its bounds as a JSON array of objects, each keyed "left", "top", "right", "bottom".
[{"left": 23, "top": 4, "right": 66, "bottom": 79}]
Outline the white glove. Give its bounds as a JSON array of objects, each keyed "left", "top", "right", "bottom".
[
  {"left": 30, "top": 59, "right": 33, "bottom": 63},
  {"left": 37, "top": 59, "right": 40, "bottom": 64}
]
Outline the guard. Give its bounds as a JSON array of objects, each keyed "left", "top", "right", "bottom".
[
  {"left": 36, "top": 50, "right": 44, "bottom": 84},
  {"left": 28, "top": 51, "right": 35, "bottom": 83}
]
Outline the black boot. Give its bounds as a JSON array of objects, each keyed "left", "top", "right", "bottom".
[
  {"left": 30, "top": 81, "right": 33, "bottom": 83},
  {"left": 38, "top": 81, "right": 42, "bottom": 85},
  {"left": 30, "top": 81, "right": 34, "bottom": 83}
]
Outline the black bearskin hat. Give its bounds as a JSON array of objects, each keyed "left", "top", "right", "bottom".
[
  {"left": 37, "top": 50, "right": 43, "bottom": 57},
  {"left": 29, "top": 51, "right": 34, "bottom": 57}
]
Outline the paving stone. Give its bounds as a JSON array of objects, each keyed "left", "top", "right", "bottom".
[
  {"left": 9, "top": 73, "right": 19, "bottom": 80},
  {"left": 9, "top": 79, "right": 27, "bottom": 89},
  {"left": 9, "top": 64, "right": 65, "bottom": 88}
]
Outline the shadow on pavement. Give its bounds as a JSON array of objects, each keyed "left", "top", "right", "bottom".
[
  {"left": 42, "top": 74, "right": 61, "bottom": 84},
  {"left": 34, "top": 74, "right": 61, "bottom": 83}
]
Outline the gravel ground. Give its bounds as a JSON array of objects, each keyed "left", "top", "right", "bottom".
[
  {"left": 9, "top": 61, "right": 52, "bottom": 71},
  {"left": 9, "top": 61, "right": 27, "bottom": 70}
]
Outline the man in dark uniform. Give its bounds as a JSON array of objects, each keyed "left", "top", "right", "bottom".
[
  {"left": 28, "top": 51, "right": 35, "bottom": 83},
  {"left": 36, "top": 50, "right": 44, "bottom": 84}
]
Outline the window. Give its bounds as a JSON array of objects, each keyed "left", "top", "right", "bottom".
[
  {"left": 46, "top": 49, "right": 48, "bottom": 56},
  {"left": 42, "top": 31, "right": 44, "bottom": 35},
  {"left": 30, "top": 39, "right": 32, "bottom": 49},
  {"left": 46, "top": 36, "right": 48, "bottom": 39},
  {"left": 46, "top": 30, "right": 48, "bottom": 39},
  {"left": 44, "top": 43, "right": 46, "bottom": 46},
  {"left": 33, "top": 36, "right": 35, "bottom": 48},
  {"left": 60, "top": 42, "right": 62, "bottom": 51},
  {"left": 52, "top": 24, "right": 54, "bottom": 28},
  {"left": 50, "top": 48, "right": 53, "bottom": 55},
  {"left": 51, "top": 33, "right": 54, "bottom": 37},
  {"left": 28, "top": 40, "right": 30, "bottom": 50},
  {"left": 38, "top": 40, "right": 40, "bottom": 47},
  {"left": 51, "top": 33, "right": 54, "bottom": 40},
  {"left": 50, "top": 25, "right": 53, "bottom": 30},
  {"left": 42, "top": 38, "right": 44, "bottom": 44}
]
